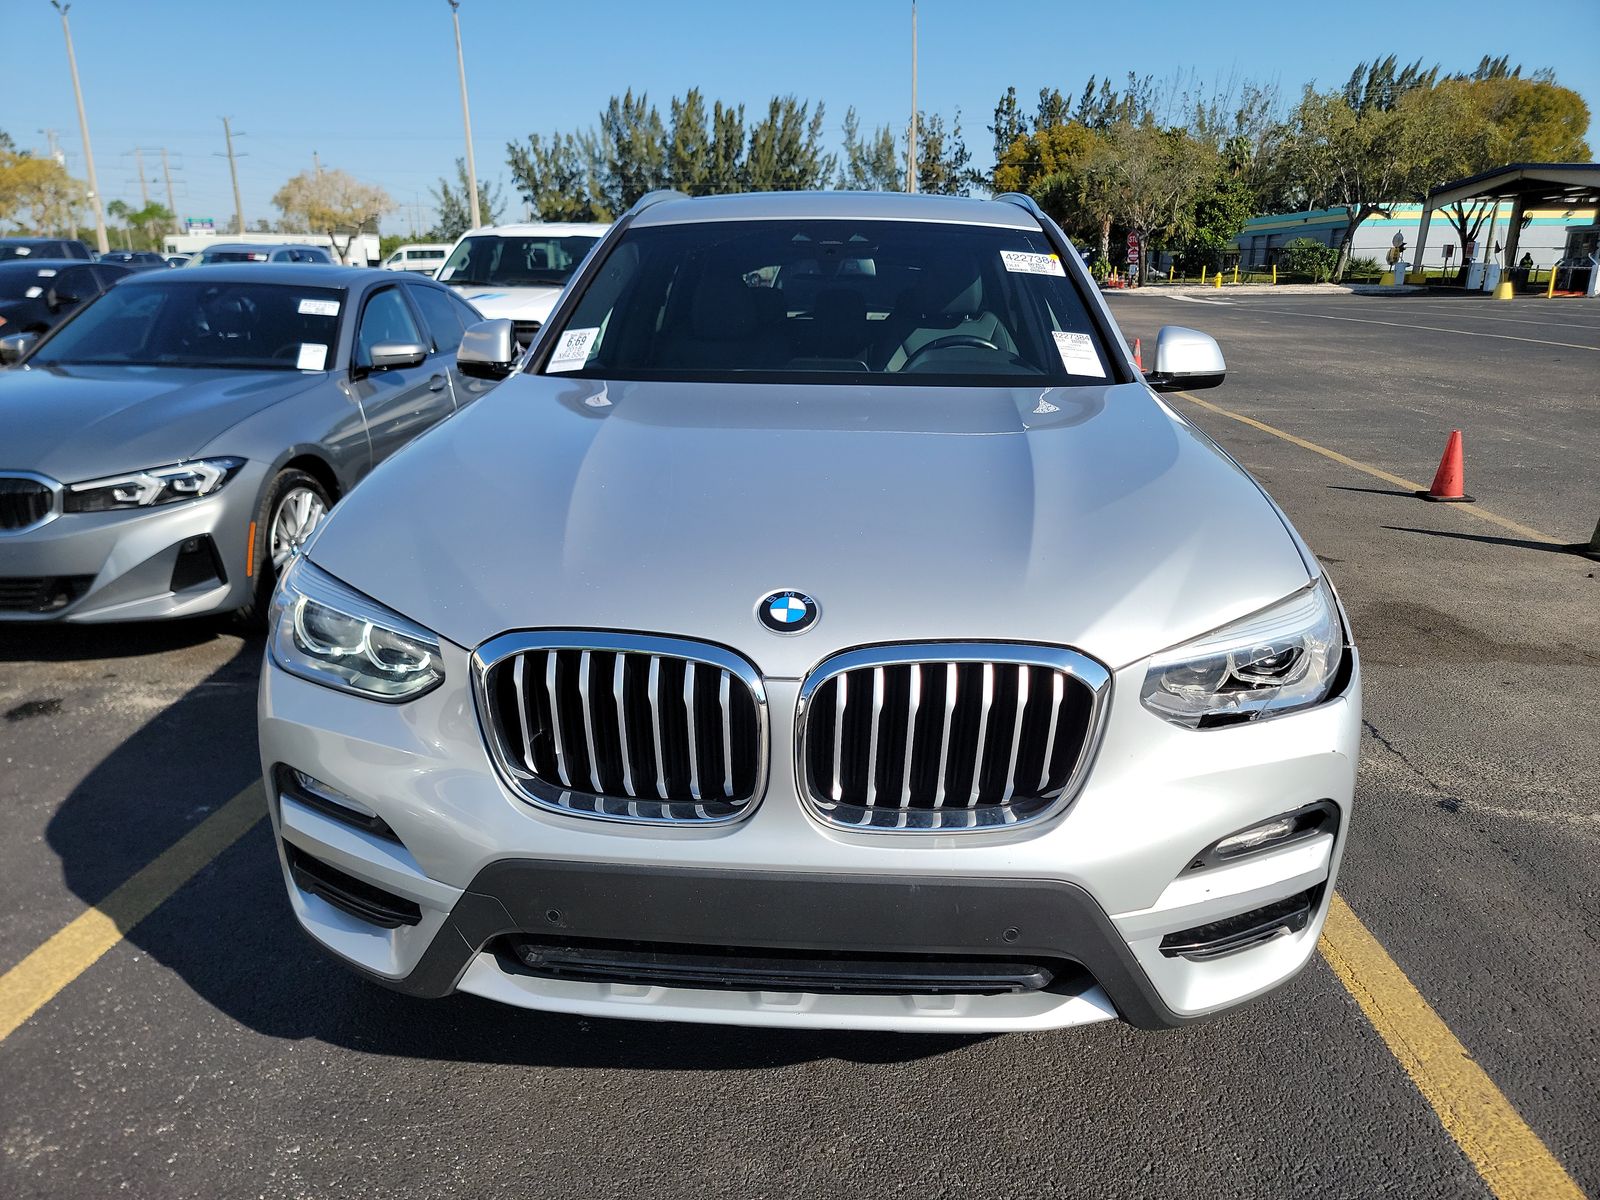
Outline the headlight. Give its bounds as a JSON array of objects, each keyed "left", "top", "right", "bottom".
[
  {"left": 65, "top": 457, "right": 243, "bottom": 512},
  {"left": 1140, "top": 576, "right": 1344, "bottom": 728},
  {"left": 268, "top": 557, "right": 444, "bottom": 701}
]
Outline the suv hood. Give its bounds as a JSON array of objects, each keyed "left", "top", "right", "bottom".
[
  {"left": 449, "top": 286, "right": 561, "bottom": 323},
  {"left": 308, "top": 377, "right": 1313, "bottom": 675},
  {"left": 0, "top": 363, "right": 321, "bottom": 482}
]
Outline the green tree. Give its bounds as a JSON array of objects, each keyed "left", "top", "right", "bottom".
[
  {"left": 705, "top": 100, "right": 747, "bottom": 195},
  {"left": 506, "top": 131, "right": 609, "bottom": 221},
  {"left": 838, "top": 107, "right": 902, "bottom": 191},
  {"left": 598, "top": 90, "right": 668, "bottom": 210},
  {"left": 989, "top": 87, "right": 1024, "bottom": 165},
  {"left": 0, "top": 145, "right": 84, "bottom": 235},
  {"left": 915, "top": 110, "right": 975, "bottom": 196},
  {"left": 667, "top": 89, "right": 713, "bottom": 194},
  {"left": 430, "top": 157, "right": 504, "bottom": 239},
  {"left": 744, "top": 97, "right": 835, "bottom": 191}
]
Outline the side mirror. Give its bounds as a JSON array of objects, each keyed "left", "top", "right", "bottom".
[
  {"left": 1144, "top": 325, "right": 1226, "bottom": 392},
  {"left": 0, "top": 332, "right": 39, "bottom": 365},
  {"left": 366, "top": 341, "right": 429, "bottom": 371},
  {"left": 457, "top": 318, "right": 518, "bottom": 380}
]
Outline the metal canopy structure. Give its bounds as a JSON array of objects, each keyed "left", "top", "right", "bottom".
[{"left": 1414, "top": 163, "right": 1600, "bottom": 273}]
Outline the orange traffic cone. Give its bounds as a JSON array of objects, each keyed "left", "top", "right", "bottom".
[
  {"left": 1417, "top": 430, "right": 1474, "bottom": 503},
  {"left": 1134, "top": 337, "right": 1143, "bottom": 373}
]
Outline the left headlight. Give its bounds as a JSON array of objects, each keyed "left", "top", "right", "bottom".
[
  {"left": 1140, "top": 575, "right": 1345, "bottom": 728},
  {"left": 65, "top": 457, "right": 244, "bottom": 512},
  {"left": 269, "top": 557, "right": 445, "bottom": 702}
]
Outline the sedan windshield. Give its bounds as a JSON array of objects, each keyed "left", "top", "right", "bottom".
[
  {"left": 0, "top": 266, "right": 56, "bottom": 300},
  {"left": 539, "top": 219, "right": 1113, "bottom": 386},
  {"left": 30, "top": 280, "right": 345, "bottom": 371},
  {"left": 439, "top": 234, "right": 599, "bottom": 288}
]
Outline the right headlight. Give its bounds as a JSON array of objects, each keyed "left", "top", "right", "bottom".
[
  {"left": 269, "top": 557, "right": 444, "bottom": 702},
  {"left": 1140, "top": 576, "right": 1345, "bottom": 728}
]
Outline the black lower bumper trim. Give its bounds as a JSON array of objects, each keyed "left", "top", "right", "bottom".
[{"left": 327, "top": 859, "right": 1224, "bottom": 1030}]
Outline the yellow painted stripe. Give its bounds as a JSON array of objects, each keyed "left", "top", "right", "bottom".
[
  {"left": 1175, "top": 391, "right": 1564, "bottom": 546},
  {"left": 1320, "top": 895, "right": 1584, "bottom": 1200},
  {"left": 0, "top": 782, "right": 264, "bottom": 1043}
]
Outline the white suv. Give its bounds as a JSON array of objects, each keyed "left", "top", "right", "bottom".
[{"left": 436, "top": 223, "right": 610, "bottom": 346}]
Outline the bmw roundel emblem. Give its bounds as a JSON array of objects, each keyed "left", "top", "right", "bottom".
[{"left": 757, "top": 589, "right": 819, "bottom": 634}]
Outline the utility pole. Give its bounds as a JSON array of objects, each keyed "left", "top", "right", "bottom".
[
  {"left": 161, "top": 147, "right": 179, "bottom": 235},
  {"left": 51, "top": 2, "right": 109, "bottom": 253},
  {"left": 907, "top": 0, "right": 918, "bottom": 193},
  {"left": 134, "top": 147, "right": 151, "bottom": 207},
  {"left": 219, "top": 117, "right": 245, "bottom": 235},
  {"left": 313, "top": 150, "right": 322, "bottom": 176},
  {"left": 448, "top": 0, "right": 482, "bottom": 229}
]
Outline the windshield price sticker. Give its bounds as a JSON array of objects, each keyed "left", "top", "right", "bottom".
[
  {"left": 546, "top": 327, "right": 599, "bottom": 373},
  {"left": 1053, "top": 331, "right": 1106, "bottom": 378},
  {"left": 298, "top": 298, "right": 340, "bottom": 317},
  {"left": 297, "top": 343, "right": 329, "bottom": 371},
  {"left": 1001, "top": 250, "right": 1066, "bottom": 277},
  {"left": 24, "top": 286, "right": 42, "bottom": 299}
]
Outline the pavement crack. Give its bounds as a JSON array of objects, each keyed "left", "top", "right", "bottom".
[{"left": 1361, "top": 718, "right": 1454, "bottom": 797}]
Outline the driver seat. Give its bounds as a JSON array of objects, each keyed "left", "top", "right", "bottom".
[{"left": 872, "top": 258, "right": 1015, "bottom": 370}]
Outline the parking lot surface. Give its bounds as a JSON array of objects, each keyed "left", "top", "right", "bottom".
[{"left": 2, "top": 292, "right": 1597, "bottom": 1199}]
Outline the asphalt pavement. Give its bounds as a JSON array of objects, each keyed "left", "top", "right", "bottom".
[{"left": 1, "top": 290, "right": 1596, "bottom": 1199}]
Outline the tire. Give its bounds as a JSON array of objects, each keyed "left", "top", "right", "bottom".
[{"left": 234, "top": 468, "right": 331, "bottom": 629}]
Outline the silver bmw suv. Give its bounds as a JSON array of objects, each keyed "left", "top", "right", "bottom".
[{"left": 259, "top": 190, "right": 1360, "bottom": 1033}]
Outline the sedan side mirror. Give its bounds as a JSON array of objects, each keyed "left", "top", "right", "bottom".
[
  {"left": 46, "top": 288, "right": 79, "bottom": 312},
  {"left": 1144, "top": 325, "right": 1226, "bottom": 392},
  {"left": 0, "top": 332, "right": 39, "bottom": 365},
  {"left": 457, "top": 318, "right": 518, "bottom": 380},
  {"left": 366, "top": 341, "right": 429, "bottom": 371}
]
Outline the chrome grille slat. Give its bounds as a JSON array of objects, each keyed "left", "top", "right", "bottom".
[
  {"left": 799, "top": 644, "right": 1109, "bottom": 833},
  {"left": 477, "top": 634, "right": 766, "bottom": 826}
]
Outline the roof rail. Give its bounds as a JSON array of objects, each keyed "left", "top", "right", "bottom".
[
  {"left": 993, "top": 192, "right": 1046, "bottom": 221},
  {"left": 627, "top": 189, "right": 689, "bottom": 216}
]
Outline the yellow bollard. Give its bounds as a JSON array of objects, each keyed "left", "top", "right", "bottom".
[
  {"left": 1214, "top": 270, "right": 1222, "bottom": 289},
  {"left": 1547, "top": 267, "right": 1556, "bottom": 299},
  {"left": 1168, "top": 264, "right": 1173, "bottom": 282},
  {"left": 1272, "top": 263, "right": 1278, "bottom": 285},
  {"left": 1232, "top": 264, "right": 1239, "bottom": 285}
]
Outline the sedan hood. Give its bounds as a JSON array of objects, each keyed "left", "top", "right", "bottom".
[
  {"left": 0, "top": 363, "right": 322, "bottom": 482},
  {"left": 450, "top": 286, "right": 561, "bottom": 323},
  {"left": 309, "top": 377, "right": 1313, "bottom": 675}
]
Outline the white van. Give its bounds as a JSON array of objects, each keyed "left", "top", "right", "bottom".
[
  {"left": 435, "top": 223, "right": 610, "bottom": 346},
  {"left": 381, "top": 243, "right": 452, "bottom": 273}
]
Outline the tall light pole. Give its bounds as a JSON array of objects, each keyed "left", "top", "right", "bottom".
[
  {"left": 51, "top": 2, "right": 108, "bottom": 253},
  {"left": 907, "top": 1, "right": 918, "bottom": 193},
  {"left": 448, "top": 0, "right": 482, "bottom": 229}
]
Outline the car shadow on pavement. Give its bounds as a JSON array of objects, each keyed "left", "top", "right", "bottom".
[
  {"left": 42, "top": 640, "right": 986, "bottom": 1070},
  {"left": 1382, "top": 525, "right": 1586, "bottom": 555},
  {"left": 0, "top": 617, "right": 233, "bottom": 663}
]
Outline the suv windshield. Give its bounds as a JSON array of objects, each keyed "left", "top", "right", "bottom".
[
  {"left": 440, "top": 234, "right": 599, "bottom": 288},
  {"left": 31, "top": 280, "right": 345, "bottom": 371},
  {"left": 539, "top": 219, "right": 1112, "bottom": 386}
]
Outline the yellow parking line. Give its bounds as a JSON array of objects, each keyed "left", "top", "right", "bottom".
[
  {"left": 0, "top": 781, "right": 264, "bottom": 1044},
  {"left": 1175, "top": 391, "right": 1564, "bottom": 546},
  {"left": 1320, "top": 895, "right": 1583, "bottom": 1200}
]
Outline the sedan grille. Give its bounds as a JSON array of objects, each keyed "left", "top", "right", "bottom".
[
  {"left": 0, "top": 476, "right": 55, "bottom": 532},
  {"left": 799, "top": 644, "right": 1110, "bottom": 831},
  {"left": 476, "top": 633, "right": 767, "bottom": 824}
]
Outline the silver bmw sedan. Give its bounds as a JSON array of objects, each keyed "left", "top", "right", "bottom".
[
  {"left": 259, "top": 191, "right": 1361, "bottom": 1034},
  {"left": 0, "top": 264, "right": 489, "bottom": 622}
]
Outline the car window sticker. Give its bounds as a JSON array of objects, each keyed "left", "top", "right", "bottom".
[
  {"left": 1052, "top": 331, "right": 1106, "bottom": 378},
  {"left": 1000, "top": 250, "right": 1065, "bottom": 277},
  {"left": 546, "top": 327, "right": 599, "bottom": 373},
  {"left": 297, "top": 343, "right": 329, "bottom": 371},
  {"left": 299, "top": 298, "right": 340, "bottom": 317}
]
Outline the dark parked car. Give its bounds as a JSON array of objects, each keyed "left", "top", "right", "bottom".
[
  {"left": 0, "top": 259, "right": 132, "bottom": 341},
  {"left": 98, "top": 250, "right": 170, "bottom": 271},
  {"left": 0, "top": 236, "right": 94, "bottom": 262}
]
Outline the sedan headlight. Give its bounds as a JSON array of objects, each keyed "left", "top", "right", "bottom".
[
  {"left": 269, "top": 557, "right": 444, "bottom": 701},
  {"left": 1140, "top": 576, "right": 1344, "bottom": 728},
  {"left": 65, "top": 457, "right": 243, "bottom": 512}
]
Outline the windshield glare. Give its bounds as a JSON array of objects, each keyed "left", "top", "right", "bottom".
[
  {"left": 539, "top": 219, "right": 1111, "bottom": 386},
  {"left": 440, "top": 234, "right": 599, "bottom": 288},
  {"left": 31, "top": 280, "right": 344, "bottom": 371}
]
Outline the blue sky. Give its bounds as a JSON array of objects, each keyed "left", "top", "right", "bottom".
[{"left": 9, "top": 0, "right": 1598, "bottom": 233}]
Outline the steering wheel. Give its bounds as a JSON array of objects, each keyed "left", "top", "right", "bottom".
[{"left": 900, "top": 333, "right": 1002, "bottom": 369}]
